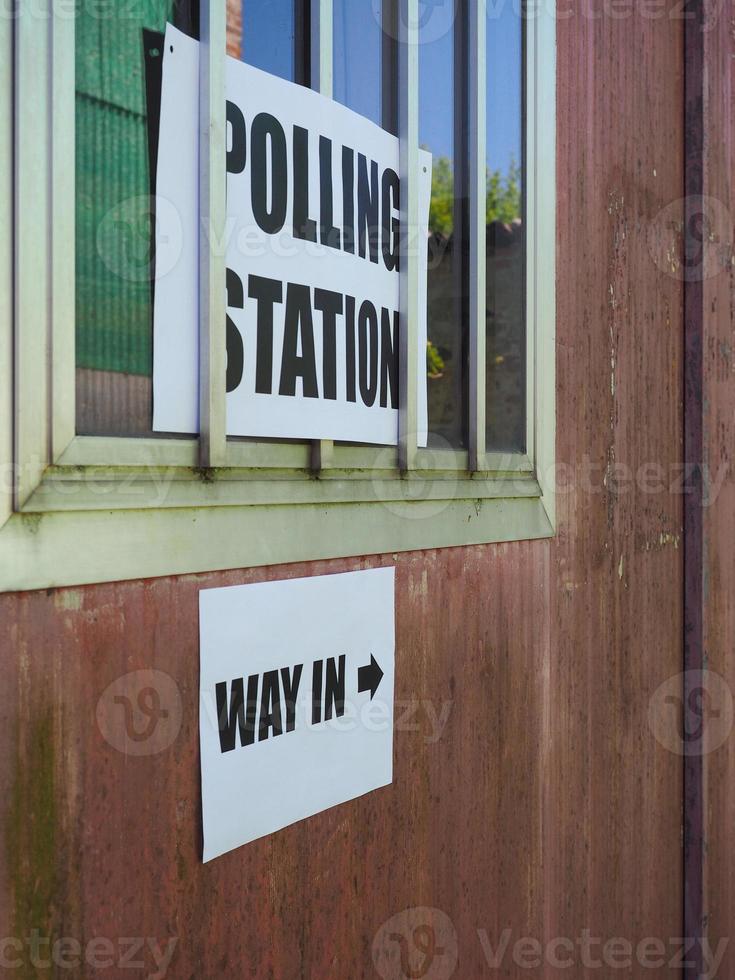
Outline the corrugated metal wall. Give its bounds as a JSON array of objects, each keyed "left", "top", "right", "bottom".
[{"left": 75, "top": 1, "right": 174, "bottom": 377}]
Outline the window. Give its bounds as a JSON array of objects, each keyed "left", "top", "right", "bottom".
[
  {"left": 2, "top": 1, "right": 555, "bottom": 591},
  {"left": 75, "top": 1, "right": 194, "bottom": 438}
]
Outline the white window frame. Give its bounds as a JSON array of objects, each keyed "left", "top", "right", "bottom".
[{"left": 1, "top": 0, "right": 555, "bottom": 591}]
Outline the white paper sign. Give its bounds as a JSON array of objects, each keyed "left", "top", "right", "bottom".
[
  {"left": 154, "top": 25, "right": 431, "bottom": 445},
  {"left": 199, "top": 568, "right": 395, "bottom": 861}
]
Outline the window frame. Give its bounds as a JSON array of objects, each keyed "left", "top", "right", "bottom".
[{"left": 2, "top": 0, "right": 556, "bottom": 592}]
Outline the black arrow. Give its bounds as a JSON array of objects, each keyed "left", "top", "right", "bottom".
[{"left": 357, "top": 655, "right": 384, "bottom": 700}]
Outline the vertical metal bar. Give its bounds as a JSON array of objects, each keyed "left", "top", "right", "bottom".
[
  {"left": 452, "top": 0, "right": 469, "bottom": 453},
  {"left": 51, "top": 6, "right": 76, "bottom": 461},
  {"left": 524, "top": 2, "right": 537, "bottom": 467},
  {"left": 468, "top": 0, "right": 486, "bottom": 471},
  {"left": 199, "top": 0, "right": 227, "bottom": 468},
  {"left": 310, "top": 0, "right": 333, "bottom": 95},
  {"left": 310, "top": 0, "right": 334, "bottom": 471},
  {"left": 683, "top": 0, "right": 705, "bottom": 974},
  {"left": 0, "top": 6, "right": 12, "bottom": 525},
  {"left": 14, "top": 0, "right": 51, "bottom": 507},
  {"left": 398, "top": 0, "right": 419, "bottom": 471}
]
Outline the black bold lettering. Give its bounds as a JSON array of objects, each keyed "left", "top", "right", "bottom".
[
  {"left": 280, "top": 664, "right": 303, "bottom": 733},
  {"left": 258, "top": 670, "right": 283, "bottom": 741},
  {"left": 216, "top": 674, "right": 258, "bottom": 753},
  {"left": 345, "top": 295, "right": 356, "bottom": 403},
  {"left": 379, "top": 307, "right": 399, "bottom": 408},
  {"left": 312, "top": 660, "right": 323, "bottom": 724},
  {"left": 324, "top": 655, "right": 346, "bottom": 721},
  {"left": 279, "top": 283, "right": 319, "bottom": 398},
  {"left": 248, "top": 274, "right": 283, "bottom": 394},
  {"left": 226, "top": 268, "right": 244, "bottom": 393},
  {"left": 319, "top": 136, "right": 341, "bottom": 249},
  {"left": 314, "top": 288, "right": 343, "bottom": 400},
  {"left": 244, "top": 674, "right": 259, "bottom": 744},
  {"left": 357, "top": 154, "right": 379, "bottom": 263},
  {"left": 342, "top": 146, "right": 355, "bottom": 254},
  {"left": 226, "top": 101, "right": 246, "bottom": 175},
  {"left": 292, "top": 126, "right": 317, "bottom": 242},
  {"left": 381, "top": 167, "right": 400, "bottom": 271},
  {"left": 251, "top": 112, "right": 287, "bottom": 234},
  {"left": 358, "top": 300, "right": 379, "bottom": 407}
]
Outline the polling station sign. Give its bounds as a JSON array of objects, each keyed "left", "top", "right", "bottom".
[
  {"left": 153, "top": 25, "right": 431, "bottom": 444},
  {"left": 199, "top": 568, "right": 395, "bottom": 861}
]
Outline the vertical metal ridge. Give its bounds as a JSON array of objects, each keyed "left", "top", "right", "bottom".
[
  {"left": 311, "top": 0, "right": 334, "bottom": 472},
  {"left": 683, "top": 0, "right": 705, "bottom": 975},
  {"left": 398, "top": 0, "right": 419, "bottom": 471},
  {"left": 14, "top": 0, "right": 51, "bottom": 507},
  {"left": 310, "top": 0, "right": 333, "bottom": 96},
  {"left": 199, "top": 0, "right": 227, "bottom": 467},
  {"left": 0, "top": 2, "right": 12, "bottom": 525},
  {"left": 468, "top": 0, "right": 486, "bottom": 471},
  {"left": 50, "top": 5, "right": 76, "bottom": 460}
]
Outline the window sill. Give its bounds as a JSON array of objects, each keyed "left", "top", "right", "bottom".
[{"left": 1, "top": 469, "right": 554, "bottom": 591}]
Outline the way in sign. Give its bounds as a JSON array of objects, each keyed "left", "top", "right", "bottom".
[{"left": 215, "top": 654, "right": 385, "bottom": 754}]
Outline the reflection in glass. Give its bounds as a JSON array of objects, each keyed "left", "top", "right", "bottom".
[
  {"left": 420, "top": 0, "right": 467, "bottom": 448},
  {"left": 75, "top": 0, "right": 196, "bottom": 436},
  {"left": 236, "top": 0, "right": 301, "bottom": 83},
  {"left": 334, "top": 0, "right": 395, "bottom": 129},
  {"left": 486, "top": 4, "right": 525, "bottom": 451}
]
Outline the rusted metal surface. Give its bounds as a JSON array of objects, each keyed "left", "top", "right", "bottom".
[
  {"left": 0, "top": 2, "right": 696, "bottom": 977},
  {"left": 683, "top": 0, "right": 705, "bottom": 973},
  {"left": 701, "top": 0, "right": 735, "bottom": 970},
  {"left": 0, "top": 549, "right": 551, "bottom": 977},
  {"left": 548, "top": 4, "right": 684, "bottom": 977}
]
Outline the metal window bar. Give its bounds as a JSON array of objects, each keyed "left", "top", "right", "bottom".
[
  {"left": 468, "top": 0, "right": 486, "bottom": 471},
  {"left": 51, "top": 6, "right": 76, "bottom": 462},
  {"left": 199, "top": 0, "right": 227, "bottom": 468},
  {"left": 398, "top": 0, "right": 419, "bottom": 472},
  {"left": 14, "top": 0, "right": 52, "bottom": 507},
  {"left": 454, "top": 0, "right": 470, "bottom": 453},
  {"left": 310, "top": 0, "right": 335, "bottom": 471},
  {"left": 524, "top": 2, "right": 536, "bottom": 468},
  {"left": 0, "top": 9, "right": 12, "bottom": 526}
]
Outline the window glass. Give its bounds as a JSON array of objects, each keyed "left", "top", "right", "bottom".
[
  {"left": 232, "top": 0, "right": 302, "bottom": 83},
  {"left": 74, "top": 2, "right": 307, "bottom": 437},
  {"left": 333, "top": 0, "right": 394, "bottom": 129},
  {"left": 75, "top": 1, "right": 200, "bottom": 436},
  {"left": 75, "top": 2, "right": 166, "bottom": 435},
  {"left": 420, "top": 0, "right": 467, "bottom": 449},
  {"left": 486, "top": 3, "right": 525, "bottom": 452},
  {"left": 74, "top": 1, "right": 524, "bottom": 450}
]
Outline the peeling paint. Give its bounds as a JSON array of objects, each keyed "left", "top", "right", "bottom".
[
  {"left": 643, "top": 532, "right": 681, "bottom": 551},
  {"left": 409, "top": 568, "right": 429, "bottom": 599},
  {"left": 53, "top": 590, "right": 83, "bottom": 612}
]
